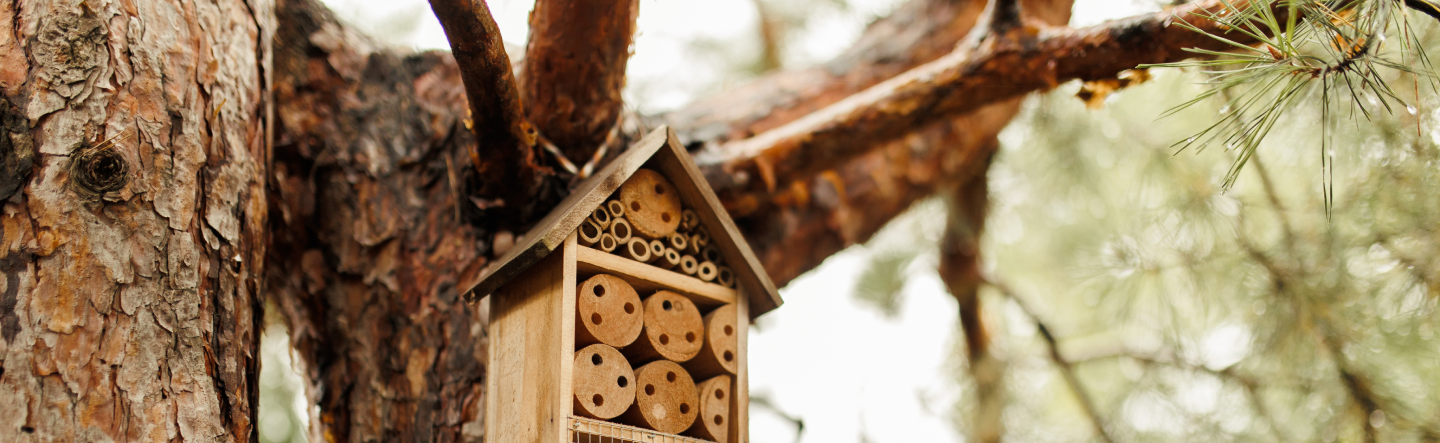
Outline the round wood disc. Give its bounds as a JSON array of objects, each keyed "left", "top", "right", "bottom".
[
  {"left": 619, "top": 169, "right": 682, "bottom": 239},
  {"left": 576, "top": 274, "right": 644, "bottom": 348},
  {"left": 683, "top": 304, "right": 738, "bottom": 378},
  {"left": 686, "top": 375, "right": 731, "bottom": 442},
  {"left": 573, "top": 344, "right": 637, "bottom": 420},
  {"left": 623, "top": 360, "right": 699, "bottom": 434},
  {"left": 636, "top": 291, "right": 704, "bottom": 362}
]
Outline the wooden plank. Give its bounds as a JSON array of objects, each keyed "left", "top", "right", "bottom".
[
  {"left": 651, "top": 128, "right": 783, "bottom": 317},
  {"left": 568, "top": 416, "right": 715, "bottom": 443},
  {"left": 558, "top": 233, "right": 579, "bottom": 442},
  {"left": 730, "top": 290, "right": 750, "bottom": 443},
  {"left": 575, "top": 245, "right": 735, "bottom": 308},
  {"left": 462, "top": 128, "right": 670, "bottom": 302},
  {"left": 485, "top": 235, "right": 575, "bottom": 443}
]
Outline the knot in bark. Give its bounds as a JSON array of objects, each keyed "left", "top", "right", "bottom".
[{"left": 70, "top": 136, "right": 128, "bottom": 196}]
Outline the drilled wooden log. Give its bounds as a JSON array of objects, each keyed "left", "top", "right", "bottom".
[
  {"left": 624, "top": 291, "right": 704, "bottom": 363},
  {"left": 574, "top": 344, "right": 638, "bottom": 420},
  {"left": 579, "top": 218, "right": 604, "bottom": 247},
  {"left": 620, "top": 169, "right": 683, "bottom": 239},
  {"left": 683, "top": 305, "right": 738, "bottom": 379},
  {"left": 685, "top": 375, "right": 732, "bottom": 442},
  {"left": 576, "top": 274, "right": 644, "bottom": 348},
  {"left": 619, "top": 360, "right": 700, "bottom": 434}
]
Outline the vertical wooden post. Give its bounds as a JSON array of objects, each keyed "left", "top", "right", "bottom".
[
  {"left": 731, "top": 289, "right": 751, "bottom": 443},
  {"left": 486, "top": 233, "right": 578, "bottom": 442}
]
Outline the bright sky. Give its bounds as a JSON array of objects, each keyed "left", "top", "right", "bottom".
[{"left": 311, "top": 0, "right": 1151, "bottom": 441}]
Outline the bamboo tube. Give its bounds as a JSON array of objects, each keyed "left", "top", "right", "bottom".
[
  {"left": 680, "top": 209, "right": 699, "bottom": 231},
  {"left": 684, "top": 375, "right": 731, "bottom": 442},
  {"left": 679, "top": 255, "right": 698, "bottom": 275},
  {"left": 619, "top": 169, "right": 682, "bottom": 239},
  {"left": 618, "top": 360, "right": 699, "bottom": 434},
  {"left": 657, "top": 248, "right": 681, "bottom": 270},
  {"left": 591, "top": 206, "right": 612, "bottom": 230},
  {"left": 598, "top": 233, "right": 619, "bottom": 253},
  {"left": 716, "top": 266, "right": 735, "bottom": 288},
  {"left": 701, "top": 245, "right": 721, "bottom": 264},
  {"left": 682, "top": 304, "right": 738, "bottom": 379},
  {"left": 623, "top": 290, "right": 704, "bottom": 363},
  {"left": 621, "top": 237, "right": 652, "bottom": 262},
  {"left": 573, "top": 344, "right": 637, "bottom": 420},
  {"left": 609, "top": 217, "right": 633, "bottom": 244},
  {"left": 687, "top": 230, "right": 710, "bottom": 255},
  {"left": 576, "top": 274, "right": 644, "bottom": 348},
  {"left": 668, "top": 232, "right": 688, "bottom": 252},
  {"left": 606, "top": 200, "right": 626, "bottom": 220},
  {"left": 648, "top": 239, "right": 666, "bottom": 263},
  {"left": 579, "top": 219, "right": 603, "bottom": 248},
  {"left": 696, "top": 261, "right": 718, "bottom": 282}
]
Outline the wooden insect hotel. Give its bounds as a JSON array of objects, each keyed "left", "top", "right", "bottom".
[{"left": 461, "top": 126, "right": 784, "bottom": 443}]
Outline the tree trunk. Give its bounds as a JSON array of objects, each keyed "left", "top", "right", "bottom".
[{"left": 0, "top": 0, "right": 273, "bottom": 440}]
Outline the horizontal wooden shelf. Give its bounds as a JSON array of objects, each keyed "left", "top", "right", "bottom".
[
  {"left": 569, "top": 416, "right": 715, "bottom": 443},
  {"left": 575, "top": 245, "right": 736, "bottom": 308}
]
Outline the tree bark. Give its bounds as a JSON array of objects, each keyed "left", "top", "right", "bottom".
[
  {"left": 521, "top": 0, "right": 639, "bottom": 167},
  {"left": 0, "top": 0, "right": 273, "bottom": 440},
  {"left": 268, "top": 0, "right": 489, "bottom": 440}
]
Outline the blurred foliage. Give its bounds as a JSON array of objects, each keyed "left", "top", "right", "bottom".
[
  {"left": 850, "top": 19, "right": 1440, "bottom": 439},
  {"left": 259, "top": 307, "right": 309, "bottom": 443}
]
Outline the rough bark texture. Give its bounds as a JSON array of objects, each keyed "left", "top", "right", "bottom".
[
  {"left": 428, "top": 0, "right": 540, "bottom": 222},
  {"left": 267, "top": 0, "right": 489, "bottom": 440},
  {"left": 521, "top": 0, "right": 639, "bottom": 165},
  {"left": 0, "top": 0, "right": 272, "bottom": 440},
  {"left": 699, "top": 0, "right": 1257, "bottom": 199}
]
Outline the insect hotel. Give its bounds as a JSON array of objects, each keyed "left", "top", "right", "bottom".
[{"left": 462, "top": 126, "right": 784, "bottom": 443}]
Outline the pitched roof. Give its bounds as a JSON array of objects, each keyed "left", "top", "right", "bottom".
[{"left": 459, "top": 126, "right": 783, "bottom": 318}]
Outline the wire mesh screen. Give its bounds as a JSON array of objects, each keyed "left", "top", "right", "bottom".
[{"left": 569, "top": 416, "right": 716, "bottom": 443}]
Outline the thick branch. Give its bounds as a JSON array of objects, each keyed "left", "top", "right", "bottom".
[
  {"left": 429, "top": 0, "right": 540, "bottom": 215},
  {"left": 707, "top": 0, "right": 1265, "bottom": 193},
  {"left": 521, "top": 0, "right": 639, "bottom": 165}
]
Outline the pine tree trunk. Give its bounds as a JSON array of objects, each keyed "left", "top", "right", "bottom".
[{"left": 0, "top": 0, "right": 273, "bottom": 441}]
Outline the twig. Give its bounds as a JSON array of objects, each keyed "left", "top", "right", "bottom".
[{"left": 986, "top": 279, "right": 1118, "bottom": 443}]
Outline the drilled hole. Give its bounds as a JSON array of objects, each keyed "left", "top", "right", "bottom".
[
  {"left": 645, "top": 385, "right": 655, "bottom": 396},
  {"left": 615, "top": 223, "right": 629, "bottom": 238},
  {"left": 714, "top": 415, "right": 723, "bottom": 425},
  {"left": 654, "top": 184, "right": 665, "bottom": 194},
  {"left": 724, "top": 325, "right": 733, "bottom": 336},
  {"left": 661, "top": 212, "right": 671, "bottom": 223},
  {"left": 679, "top": 403, "right": 690, "bottom": 414},
  {"left": 666, "top": 372, "right": 677, "bottom": 382},
  {"left": 630, "top": 201, "right": 641, "bottom": 212},
  {"left": 662, "top": 300, "right": 673, "bottom": 311},
  {"left": 715, "top": 389, "right": 725, "bottom": 400},
  {"left": 723, "top": 350, "right": 734, "bottom": 362},
  {"left": 591, "top": 313, "right": 602, "bottom": 325},
  {"left": 659, "top": 334, "right": 669, "bottom": 345},
  {"left": 593, "top": 394, "right": 604, "bottom": 406},
  {"left": 624, "top": 303, "right": 635, "bottom": 314},
  {"left": 685, "top": 332, "right": 695, "bottom": 343},
  {"left": 618, "top": 376, "right": 628, "bottom": 388},
  {"left": 591, "top": 354, "right": 603, "bottom": 366},
  {"left": 594, "top": 285, "right": 606, "bottom": 297}
]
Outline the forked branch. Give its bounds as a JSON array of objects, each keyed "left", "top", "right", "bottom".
[{"left": 709, "top": 0, "right": 1273, "bottom": 193}]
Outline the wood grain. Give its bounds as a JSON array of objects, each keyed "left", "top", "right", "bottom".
[{"left": 577, "top": 245, "right": 735, "bottom": 307}]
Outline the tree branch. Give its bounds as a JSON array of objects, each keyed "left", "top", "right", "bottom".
[
  {"left": 705, "top": 0, "right": 1270, "bottom": 193},
  {"left": 521, "top": 0, "right": 639, "bottom": 165},
  {"left": 429, "top": 0, "right": 541, "bottom": 217}
]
